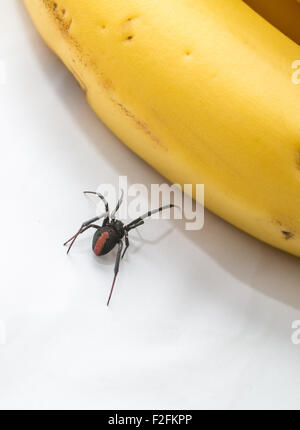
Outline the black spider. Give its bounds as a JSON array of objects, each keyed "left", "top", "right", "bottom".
[{"left": 64, "top": 190, "right": 175, "bottom": 305}]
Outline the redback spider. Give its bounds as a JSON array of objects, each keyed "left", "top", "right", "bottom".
[{"left": 64, "top": 190, "right": 177, "bottom": 305}]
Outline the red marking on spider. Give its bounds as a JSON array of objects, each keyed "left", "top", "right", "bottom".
[{"left": 93, "top": 231, "right": 109, "bottom": 255}]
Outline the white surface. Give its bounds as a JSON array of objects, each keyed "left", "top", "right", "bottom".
[{"left": 0, "top": 1, "right": 300, "bottom": 410}]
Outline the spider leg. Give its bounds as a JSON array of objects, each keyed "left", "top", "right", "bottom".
[
  {"left": 83, "top": 191, "right": 110, "bottom": 223},
  {"left": 64, "top": 215, "right": 103, "bottom": 246},
  {"left": 64, "top": 224, "right": 100, "bottom": 254},
  {"left": 122, "top": 230, "right": 130, "bottom": 259},
  {"left": 121, "top": 219, "right": 146, "bottom": 258},
  {"left": 126, "top": 219, "right": 144, "bottom": 232},
  {"left": 64, "top": 211, "right": 106, "bottom": 245},
  {"left": 125, "top": 204, "right": 176, "bottom": 230},
  {"left": 111, "top": 189, "right": 124, "bottom": 220},
  {"left": 107, "top": 240, "right": 124, "bottom": 306}
]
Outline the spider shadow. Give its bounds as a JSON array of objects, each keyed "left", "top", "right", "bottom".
[
  {"left": 123, "top": 225, "right": 175, "bottom": 257},
  {"left": 19, "top": 1, "right": 300, "bottom": 311}
]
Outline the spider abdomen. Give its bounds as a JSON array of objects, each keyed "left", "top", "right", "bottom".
[{"left": 92, "top": 226, "right": 119, "bottom": 256}]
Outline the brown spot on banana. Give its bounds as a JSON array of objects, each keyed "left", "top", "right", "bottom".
[
  {"left": 282, "top": 231, "right": 295, "bottom": 240},
  {"left": 114, "top": 100, "right": 167, "bottom": 150},
  {"left": 43, "top": 0, "right": 72, "bottom": 33}
]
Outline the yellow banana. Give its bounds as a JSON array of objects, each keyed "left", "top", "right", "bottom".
[
  {"left": 23, "top": 0, "right": 300, "bottom": 257},
  {"left": 244, "top": 0, "right": 300, "bottom": 46}
]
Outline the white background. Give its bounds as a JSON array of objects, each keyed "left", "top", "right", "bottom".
[{"left": 1, "top": 0, "right": 300, "bottom": 410}]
